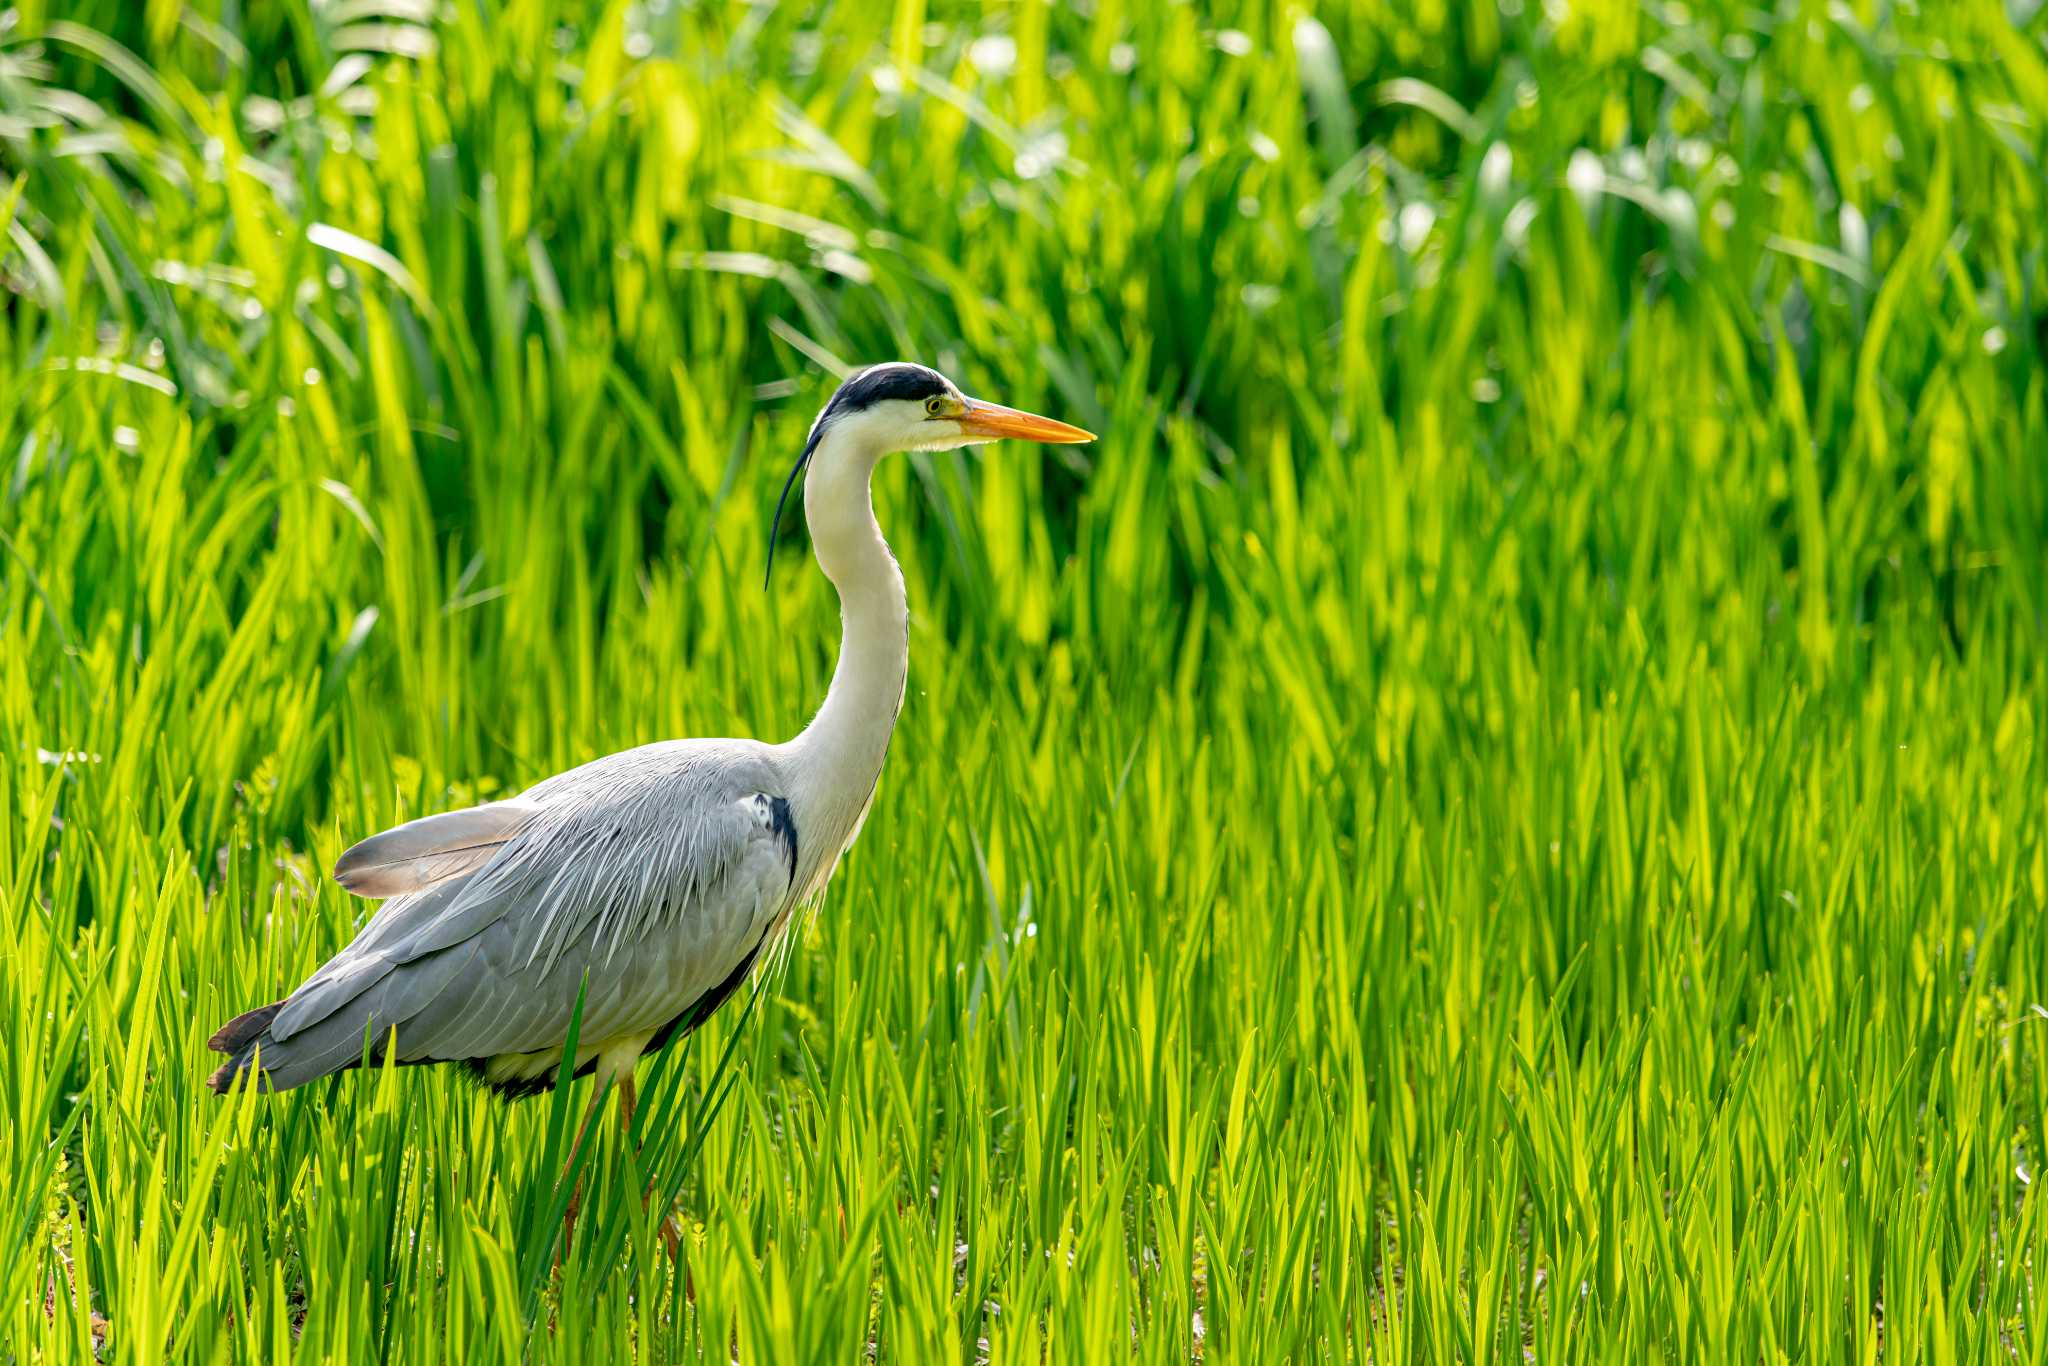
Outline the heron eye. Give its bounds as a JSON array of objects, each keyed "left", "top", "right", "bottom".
[{"left": 925, "top": 396, "right": 945, "bottom": 417}]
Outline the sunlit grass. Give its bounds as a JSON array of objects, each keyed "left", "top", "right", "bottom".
[{"left": 3, "top": 0, "right": 2046, "bottom": 1359}]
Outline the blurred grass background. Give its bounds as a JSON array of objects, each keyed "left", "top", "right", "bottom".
[{"left": 3, "top": 0, "right": 2047, "bottom": 1359}]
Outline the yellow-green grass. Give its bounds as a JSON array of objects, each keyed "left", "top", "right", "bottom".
[{"left": 3, "top": 0, "right": 2046, "bottom": 1359}]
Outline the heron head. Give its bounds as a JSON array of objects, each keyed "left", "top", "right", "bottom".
[
  {"left": 767, "top": 363, "right": 1095, "bottom": 585},
  {"left": 808, "top": 362, "right": 1095, "bottom": 457}
]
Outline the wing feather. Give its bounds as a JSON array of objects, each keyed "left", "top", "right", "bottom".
[{"left": 333, "top": 800, "right": 541, "bottom": 897}]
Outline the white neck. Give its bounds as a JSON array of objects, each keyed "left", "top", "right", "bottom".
[{"left": 777, "top": 422, "right": 909, "bottom": 894}]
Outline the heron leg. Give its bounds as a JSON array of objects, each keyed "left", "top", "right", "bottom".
[
  {"left": 615, "top": 1074, "right": 684, "bottom": 1259},
  {"left": 557, "top": 1083, "right": 606, "bottom": 1260},
  {"left": 617, "top": 1072, "right": 639, "bottom": 1129}
]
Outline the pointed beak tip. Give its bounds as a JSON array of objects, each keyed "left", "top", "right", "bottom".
[{"left": 1038, "top": 425, "right": 1098, "bottom": 446}]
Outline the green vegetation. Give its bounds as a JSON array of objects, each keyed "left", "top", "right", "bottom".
[{"left": 4, "top": 0, "right": 2046, "bottom": 1359}]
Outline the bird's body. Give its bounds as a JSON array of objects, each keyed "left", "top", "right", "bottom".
[
  {"left": 212, "top": 739, "right": 803, "bottom": 1096},
  {"left": 207, "top": 364, "right": 1091, "bottom": 1107}
]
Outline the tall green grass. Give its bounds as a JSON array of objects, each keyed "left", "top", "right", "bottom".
[{"left": 3, "top": 0, "right": 2045, "bottom": 1359}]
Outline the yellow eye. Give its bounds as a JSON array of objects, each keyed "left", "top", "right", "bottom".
[{"left": 925, "top": 396, "right": 945, "bottom": 417}]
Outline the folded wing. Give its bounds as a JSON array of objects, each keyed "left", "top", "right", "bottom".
[{"left": 332, "top": 799, "right": 541, "bottom": 897}]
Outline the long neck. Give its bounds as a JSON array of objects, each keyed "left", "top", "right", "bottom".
[{"left": 780, "top": 426, "right": 909, "bottom": 882}]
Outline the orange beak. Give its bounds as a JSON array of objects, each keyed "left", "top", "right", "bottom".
[{"left": 956, "top": 397, "right": 1096, "bottom": 444}]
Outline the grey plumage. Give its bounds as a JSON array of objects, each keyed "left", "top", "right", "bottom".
[
  {"left": 330, "top": 799, "right": 539, "bottom": 898},
  {"left": 209, "top": 740, "right": 801, "bottom": 1095}
]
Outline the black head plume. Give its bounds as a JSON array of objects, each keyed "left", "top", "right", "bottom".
[{"left": 764, "top": 426, "right": 819, "bottom": 590}]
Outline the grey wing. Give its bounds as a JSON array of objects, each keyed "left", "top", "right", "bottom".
[
  {"left": 215, "top": 745, "right": 797, "bottom": 1092},
  {"left": 331, "top": 798, "right": 542, "bottom": 898}
]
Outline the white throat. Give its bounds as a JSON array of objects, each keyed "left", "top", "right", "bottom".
[{"left": 776, "top": 420, "right": 910, "bottom": 897}]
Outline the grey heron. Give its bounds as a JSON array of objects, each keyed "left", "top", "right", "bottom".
[{"left": 206, "top": 362, "right": 1093, "bottom": 1242}]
